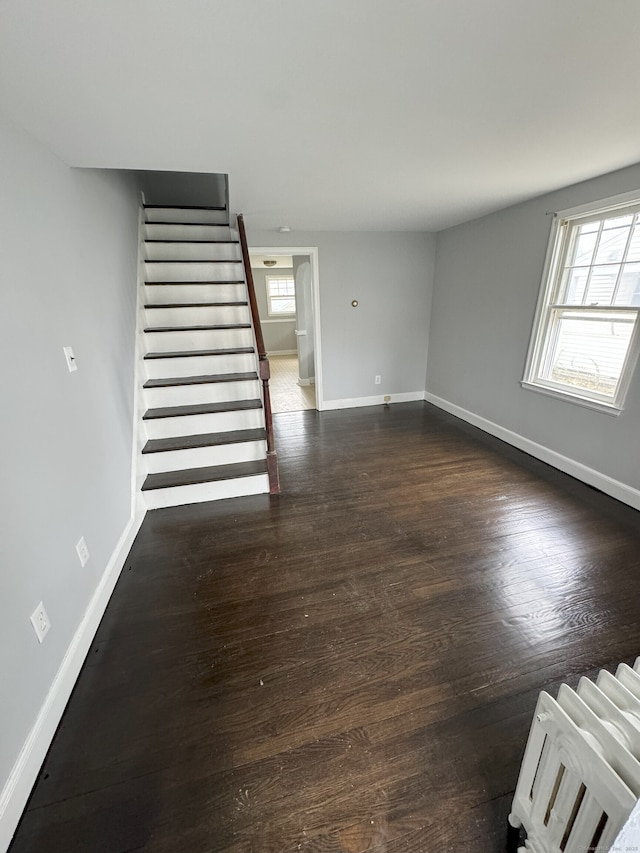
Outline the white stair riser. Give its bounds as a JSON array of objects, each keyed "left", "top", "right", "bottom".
[
  {"left": 145, "top": 208, "right": 228, "bottom": 224},
  {"left": 144, "top": 352, "right": 257, "bottom": 378},
  {"left": 144, "top": 224, "right": 232, "bottom": 241},
  {"left": 143, "top": 474, "right": 269, "bottom": 509},
  {"left": 144, "top": 242, "right": 241, "bottom": 261},
  {"left": 144, "top": 408, "right": 264, "bottom": 439},
  {"left": 144, "top": 379, "right": 261, "bottom": 408},
  {"left": 145, "top": 262, "right": 243, "bottom": 282},
  {"left": 145, "top": 283, "right": 246, "bottom": 303},
  {"left": 144, "top": 328, "right": 254, "bottom": 352},
  {"left": 144, "top": 305, "right": 251, "bottom": 326},
  {"left": 142, "top": 441, "right": 267, "bottom": 474}
]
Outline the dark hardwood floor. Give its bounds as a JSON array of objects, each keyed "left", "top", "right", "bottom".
[{"left": 9, "top": 402, "right": 640, "bottom": 853}]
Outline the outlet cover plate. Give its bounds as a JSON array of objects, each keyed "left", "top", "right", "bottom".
[
  {"left": 30, "top": 602, "right": 51, "bottom": 643},
  {"left": 76, "top": 536, "right": 90, "bottom": 567}
]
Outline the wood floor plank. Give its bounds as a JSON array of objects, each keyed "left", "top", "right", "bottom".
[{"left": 9, "top": 402, "right": 640, "bottom": 853}]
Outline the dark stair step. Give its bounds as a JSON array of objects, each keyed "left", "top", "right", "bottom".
[
  {"left": 144, "top": 324, "right": 251, "bottom": 333},
  {"left": 143, "top": 372, "right": 258, "bottom": 389},
  {"left": 142, "top": 428, "right": 267, "bottom": 454},
  {"left": 145, "top": 280, "right": 244, "bottom": 286},
  {"left": 143, "top": 221, "right": 231, "bottom": 227},
  {"left": 142, "top": 459, "right": 268, "bottom": 491},
  {"left": 144, "top": 347, "right": 254, "bottom": 360},
  {"left": 144, "top": 302, "right": 248, "bottom": 308},
  {"left": 144, "top": 239, "right": 239, "bottom": 244},
  {"left": 143, "top": 204, "right": 227, "bottom": 211},
  {"left": 143, "top": 399, "right": 262, "bottom": 420}
]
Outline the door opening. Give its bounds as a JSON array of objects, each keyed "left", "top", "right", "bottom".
[{"left": 249, "top": 247, "right": 322, "bottom": 413}]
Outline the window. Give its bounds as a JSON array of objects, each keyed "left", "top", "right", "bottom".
[
  {"left": 523, "top": 193, "right": 640, "bottom": 413},
  {"left": 266, "top": 275, "right": 296, "bottom": 317}
]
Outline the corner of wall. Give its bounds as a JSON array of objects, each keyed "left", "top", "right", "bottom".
[
  {"left": 424, "top": 391, "right": 640, "bottom": 512},
  {"left": 0, "top": 510, "right": 145, "bottom": 853}
]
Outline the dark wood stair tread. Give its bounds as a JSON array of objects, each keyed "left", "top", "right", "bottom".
[
  {"left": 144, "top": 240, "right": 239, "bottom": 244},
  {"left": 144, "top": 324, "right": 251, "bottom": 332},
  {"left": 143, "top": 221, "right": 231, "bottom": 227},
  {"left": 144, "top": 302, "right": 248, "bottom": 308},
  {"left": 145, "top": 281, "right": 244, "bottom": 286},
  {"left": 143, "top": 399, "right": 262, "bottom": 420},
  {"left": 142, "top": 428, "right": 267, "bottom": 454},
  {"left": 142, "top": 459, "right": 267, "bottom": 491},
  {"left": 144, "top": 204, "right": 227, "bottom": 211},
  {"left": 144, "top": 347, "right": 254, "bottom": 360},
  {"left": 143, "top": 372, "right": 257, "bottom": 388}
]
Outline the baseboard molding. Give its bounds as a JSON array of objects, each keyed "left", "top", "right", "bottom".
[
  {"left": 322, "top": 391, "right": 425, "bottom": 411},
  {"left": 0, "top": 509, "right": 146, "bottom": 853},
  {"left": 424, "top": 392, "right": 640, "bottom": 512},
  {"left": 297, "top": 377, "right": 315, "bottom": 387},
  {"left": 267, "top": 350, "right": 297, "bottom": 357}
]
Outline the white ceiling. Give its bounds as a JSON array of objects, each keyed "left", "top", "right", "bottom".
[{"left": 1, "top": 1, "right": 640, "bottom": 232}]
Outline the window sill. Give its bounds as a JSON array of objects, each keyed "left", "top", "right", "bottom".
[{"left": 520, "top": 381, "right": 623, "bottom": 416}]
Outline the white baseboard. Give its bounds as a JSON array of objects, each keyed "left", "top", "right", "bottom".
[
  {"left": 322, "top": 391, "right": 424, "bottom": 411},
  {"left": 0, "top": 510, "right": 146, "bottom": 853},
  {"left": 424, "top": 391, "right": 640, "bottom": 512},
  {"left": 267, "top": 350, "right": 297, "bottom": 357},
  {"left": 297, "top": 377, "right": 315, "bottom": 387}
]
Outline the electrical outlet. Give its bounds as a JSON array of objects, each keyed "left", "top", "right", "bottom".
[
  {"left": 76, "top": 536, "right": 90, "bottom": 567},
  {"left": 375, "top": 375, "right": 381, "bottom": 385},
  {"left": 30, "top": 602, "right": 51, "bottom": 643},
  {"left": 63, "top": 346, "right": 78, "bottom": 372}
]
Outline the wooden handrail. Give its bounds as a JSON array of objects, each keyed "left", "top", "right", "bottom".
[
  {"left": 237, "top": 214, "right": 280, "bottom": 495},
  {"left": 237, "top": 215, "right": 266, "bottom": 357}
]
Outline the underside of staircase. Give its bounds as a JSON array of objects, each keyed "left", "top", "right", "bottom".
[{"left": 137, "top": 203, "right": 271, "bottom": 509}]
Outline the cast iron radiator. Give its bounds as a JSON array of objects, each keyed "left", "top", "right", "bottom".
[{"left": 508, "top": 658, "right": 640, "bottom": 853}]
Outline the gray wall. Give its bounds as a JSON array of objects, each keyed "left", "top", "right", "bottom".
[
  {"left": 248, "top": 231, "right": 436, "bottom": 403},
  {"left": 0, "top": 117, "right": 139, "bottom": 798},
  {"left": 427, "top": 161, "right": 640, "bottom": 493},
  {"left": 250, "top": 266, "right": 297, "bottom": 353}
]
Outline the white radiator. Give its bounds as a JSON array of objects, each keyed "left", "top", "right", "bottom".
[{"left": 508, "top": 657, "right": 640, "bottom": 853}]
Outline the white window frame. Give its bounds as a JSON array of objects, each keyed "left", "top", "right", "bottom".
[
  {"left": 265, "top": 274, "right": 296, "bottom": 318},
  {"left": 522, "top": 190, "right": 640, "bottom": 415}
]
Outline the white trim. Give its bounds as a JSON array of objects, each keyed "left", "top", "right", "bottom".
[
  {"left": 261, "top": 318, "right": 296, "bottom": 325},
  {"left": 0, "top": 510, "right": 145, "bottom": 853},
  {"left": 424, "top": 392, "right": 640, "bottom": 512},
  {"left": 267, "top": 349, "right": 297, "bottom": 356},
  {"left": 250, "top": 247, "right": 324, "bottom": 410},
  {"left": 520, "top": 380, "right": 623, "bottom": 416},
  {"left": 555, "top": 188, "right": 640, "bottom": 220},
  {"left": 323, "top": 391, "right": 425, "bottom": 411}
]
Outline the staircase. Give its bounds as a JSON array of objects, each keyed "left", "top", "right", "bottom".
[{"left": 137, "top": 203, "right": 272, "bottom": 509}]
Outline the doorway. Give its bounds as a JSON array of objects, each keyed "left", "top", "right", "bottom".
[{"left": 249, "top": 247, "right": 322, "bottom": 413}]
